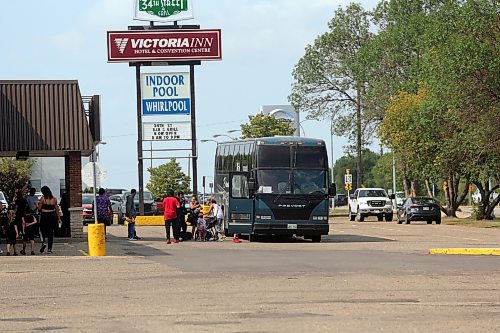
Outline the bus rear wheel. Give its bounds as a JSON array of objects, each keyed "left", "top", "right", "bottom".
[{"left": 310, "top": 235, "right": 321, "bottom": 243}]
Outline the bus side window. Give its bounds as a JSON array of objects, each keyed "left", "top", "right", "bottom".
[{"left": 232, "top": 175, "right": 249, "bottom": 199}]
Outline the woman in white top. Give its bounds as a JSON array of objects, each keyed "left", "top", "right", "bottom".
[{"left": 208, "top": 199, "right": 225, "bottom": 241}]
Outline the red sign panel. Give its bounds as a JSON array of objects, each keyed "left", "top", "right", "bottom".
[{"left": 107, "top": 29, "right": 222, "bottom": 62}]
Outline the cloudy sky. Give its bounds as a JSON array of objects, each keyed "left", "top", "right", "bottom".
[{"left": 1, "top": 0, "right": 378, "bottom": 191}]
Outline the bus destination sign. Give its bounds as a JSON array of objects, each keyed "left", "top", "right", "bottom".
[{"left": 107, "top": 29, "right": 222, "bottom": 62}]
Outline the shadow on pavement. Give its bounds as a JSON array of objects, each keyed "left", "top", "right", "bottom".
[{"left": 322, "top": 234, "right": 394, "bottom": 243}]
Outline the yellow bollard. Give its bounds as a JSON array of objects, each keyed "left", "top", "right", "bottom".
[
  {"left": 88, "top": 223, "right": 106, "bottom": 256},
  {"left": 201, "top": 205, "right": 211, "bottom": 216}
]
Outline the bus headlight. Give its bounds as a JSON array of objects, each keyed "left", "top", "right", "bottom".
[
  {"left": 313, "top": 216, "right": 328, "bottom": 221},
  {"left": 231, "top": 213, "right": 251, "bottom": 220}
]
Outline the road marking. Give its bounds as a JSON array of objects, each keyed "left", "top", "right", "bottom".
[
  {"left": 429, "top": 248, "right": 500, "bottom": 256},
  {"left": 79, "top": 250, "right": 88, "bottom": 256}
]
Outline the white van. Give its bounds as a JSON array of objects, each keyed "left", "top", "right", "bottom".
[{"left": 0, "top": 191, "right": 8, "bottom": 210}]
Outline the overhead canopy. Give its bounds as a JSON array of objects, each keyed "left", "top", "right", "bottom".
[{"left": 0, "top": 80, "right": 99, "bottom": 157}]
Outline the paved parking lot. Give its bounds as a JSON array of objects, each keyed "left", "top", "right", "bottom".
[{"left": 1, "top": 217, "right": 499, "bottom": 332}]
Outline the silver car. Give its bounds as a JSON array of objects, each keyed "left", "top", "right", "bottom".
[
  {"left": 119, "top": 191, "right": 157, "bottom": 223},
  {"left": 0, "top": 191, "right": 8, "bottom": 210}
]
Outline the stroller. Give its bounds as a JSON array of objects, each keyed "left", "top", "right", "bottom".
[{"left": 205, "top": 216, "right": 217, "bottom": 241}]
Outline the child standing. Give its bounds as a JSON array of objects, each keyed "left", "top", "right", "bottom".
[
  {"left": 210, "top": 199, "right": 226, "bottom": 242},
  {"left": 6, "top": 210, "right": 19, "bottom": 256},
  {"left": 197, "top": 213, "right": 207, "bottom": 242},
  {"left": 20, "top": 209, "right": 37, "bottom": 255}
]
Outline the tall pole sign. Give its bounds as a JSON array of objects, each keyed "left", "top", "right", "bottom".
[
  {"left": 134, "top": 0, "right": 194, "bottom": 22},
  {"left": 141, "top": 72, "right": 191, "bottom": 115},
  {"left": 107, "top": 30, "right": 222, "bottom": 63},
  {"left": 108, "top": 1, "right": 221, "bottom": 214}
]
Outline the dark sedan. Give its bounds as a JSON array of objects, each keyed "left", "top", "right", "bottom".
[{"left": 397, "top": 197, "right": 441, "bottom": 224}]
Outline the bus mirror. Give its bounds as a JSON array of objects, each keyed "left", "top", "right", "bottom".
[
  {"left": 248, "top": 178, "right": 256, "bottom": 191},
  {"left": 328, "top": 183, "right": 336, "bottom": 197}
]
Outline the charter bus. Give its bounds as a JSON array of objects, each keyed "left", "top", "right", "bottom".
[{"left": 212, "top": 136, "right": 335, "bottom": 242}]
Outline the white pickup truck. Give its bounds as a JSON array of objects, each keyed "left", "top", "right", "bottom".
[{"left": 348, "top": 188, "right": 394, "bottom": 222}]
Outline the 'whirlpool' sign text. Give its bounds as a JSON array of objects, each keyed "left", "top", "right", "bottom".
[{"left": 141, "top": 72, "right": 191, "bottom": 115}]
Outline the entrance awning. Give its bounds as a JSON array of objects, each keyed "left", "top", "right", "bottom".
[{"left": 0, "top": 80, "right": 99, "bottom": 157}]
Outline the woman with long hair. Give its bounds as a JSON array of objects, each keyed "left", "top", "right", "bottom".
[{"left": 37, "top": 186, "right": 60, "bottom": 254}]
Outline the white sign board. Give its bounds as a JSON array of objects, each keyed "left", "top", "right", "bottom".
[
  {"left": 344, "top": 174, "right": 353, "bottom": 184},
  {"left": 143, "top": 121, "right": 191, "bottom": 141},
  {"left": 134, "top": 0, "right": 194, "bottom": 23},
  {"left": 141, "top": 72, "right": 191, "bottom": 116}
]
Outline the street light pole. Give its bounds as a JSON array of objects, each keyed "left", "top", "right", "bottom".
[
  {"left": 392, "top": 153, "right": 397, "bottom": 209},
  {"left": 213, "top": 134, "right": 236, "bottom": 140},
  {"left": 330, "top": 117, "right": 334, "bottom": 182}
]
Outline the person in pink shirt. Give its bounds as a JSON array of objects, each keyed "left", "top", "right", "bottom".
[{"left": 163, "top": 188, "right": 180, "bottom": 244}]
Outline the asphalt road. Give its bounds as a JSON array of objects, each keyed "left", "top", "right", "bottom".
[{"left": 1, "top": 217, "right": 499, "bottom": 333}]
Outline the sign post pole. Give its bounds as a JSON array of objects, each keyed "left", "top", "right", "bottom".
[
  {"left": 190, "top": 64, "right": 198, "bottom": 196},
  {"left": 136, "top": 65, "right": 145, "bottom": 215}
]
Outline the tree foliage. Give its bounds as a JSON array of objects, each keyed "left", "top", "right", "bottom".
[
  {"left": 0, "top": 158, "right": 34, "bottom": 202},
  {"left": 146, "top": 159, "right": 191, "bottom": 198},
  {"left": 376, "top": 0, "right": 499, "bottom": 218},
  {"left": 240, "top": 113, "right": 294, "bottom": 139},
  {"left": 289, "top": 3, "right": 375, "bottom": 187},
  {"left": 294, "top": 0, "right": 498, "bottom": 219},
  {"left": 332, "top": 150, "right": 395, "bottom": 193}
]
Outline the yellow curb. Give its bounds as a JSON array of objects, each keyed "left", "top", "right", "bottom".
[
  {"left": 134, "top": 216, "right": 165, "bottom": 226},
  {"left": 429, "top": 248, "right": 500, "bottom": 256}
]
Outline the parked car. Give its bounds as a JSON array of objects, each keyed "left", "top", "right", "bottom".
[
  {"left": 472, "top": 189, "right": 499, "bottom": 204},
  {"left": 334, "top": 194, "right": 348, "bottom": 207},
  {"left": 155, "top": 197, "right": 165, "bottom": 215},
  {"left": 82, "top": 194, "right": 94, "bottom": 226},
  {"left": 0, "top": 191, "right": 9, "bottom": 210},
  {"left": 83, "top": 193, "right": 114, "bottom": 226},
  {"left": 119, "top": 191, "right": 157, "bottom": 223},
  {"left": 109, "top": 194, "right": 124, "bottom": 222},
  {"left": 395, "top": 191, "right": 405, "bottom": 206},
  {"left": 396, "top": 197, "right": 441, "bottom": 225}
]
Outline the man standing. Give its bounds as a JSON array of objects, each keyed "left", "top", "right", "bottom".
[
  {"left": 163, "top": 189, "right": 180, "bottom": 244},
  {"left": 176, "top": 191, "right": 187, "bottom": 240},
  {"left": 125, "top": 189, "right": 137, "bottom": 241}
]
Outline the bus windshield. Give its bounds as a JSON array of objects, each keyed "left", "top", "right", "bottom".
[
  {"left": 257, "top": 169, "right": 327, "bottom": 195},
  {"left": 257, "top": 146, "right": 290, "bottom": 167},
  {"left": 257, "top": 145, "right": 327, "bottom": 168}
]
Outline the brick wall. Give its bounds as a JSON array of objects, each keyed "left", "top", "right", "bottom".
[{"left": 65, "top": 151, "right": 83, "bottom": 238}]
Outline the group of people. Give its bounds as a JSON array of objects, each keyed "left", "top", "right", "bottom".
[
  {"left": 0, "top": 186, "right": 61, "bottom": 256},
  {"left": 163, "top": 190, "right": 227, "bottom": 243},
  {"left": 124, "top": 188, "right": 238, "bottom": 244}
]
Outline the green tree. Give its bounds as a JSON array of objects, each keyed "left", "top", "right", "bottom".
[
  {"left": 0, "top": 158, "right": 34, "bottom": 202},
  {"left": 332, "top": 150, "right": 383, "bottom": 193},
  {"left": 240, "top": 113, "right": 294, "bottom": 139},
  {"left": 289, "top": 3, "right": 375, "bottom": 188},
  {"left": 363, "top": 0, "right": 442, "bottom": 197},
  {"left": 419, "top": 0, "right": 500, "bottom": 219},
  {"left": 146, "top": 159, "right": 191, "bottom": 198}
]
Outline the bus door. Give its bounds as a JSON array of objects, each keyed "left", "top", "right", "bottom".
[{"left": 228, "top": 172, "right": 254, "bottom": 235}]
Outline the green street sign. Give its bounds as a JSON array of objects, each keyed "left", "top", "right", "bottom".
[{"left": 134, "top": 0, "right": 194, "bottom": 22}]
